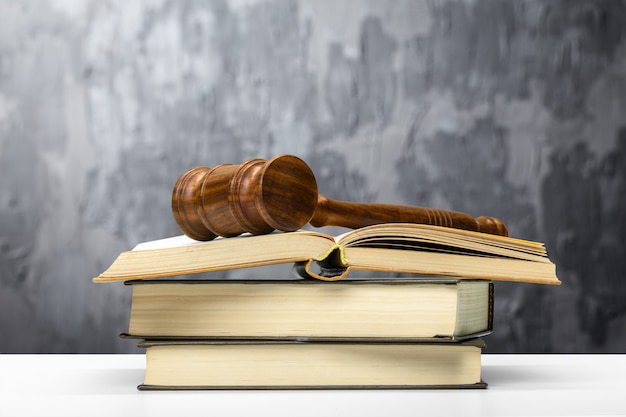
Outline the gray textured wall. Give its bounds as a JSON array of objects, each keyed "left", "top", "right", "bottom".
[{"left": 1, "top": 0, "right": 625, "bottom": 353}]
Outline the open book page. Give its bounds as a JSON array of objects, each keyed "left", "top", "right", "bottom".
[
  {"left": 132, "top": 230, "right": 332, "bottom": 251},
  {"left": 133, "top": 234, "right": 206, "bottom": 251},
  {"left": 336, "top": 223, "right": 549, "bottom": 262}
]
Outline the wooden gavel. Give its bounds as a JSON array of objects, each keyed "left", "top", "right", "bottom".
[{"left": 171, "top": 154, "right": 508, "bottom": 241}]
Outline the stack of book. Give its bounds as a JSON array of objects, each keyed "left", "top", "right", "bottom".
[{"left": 94, "top": 223, "right": 560, "bottom": 389}]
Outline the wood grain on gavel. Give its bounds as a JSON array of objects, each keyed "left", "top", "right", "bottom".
[{"left": 171, "top": 154, "right": 508, "bottom": 241}]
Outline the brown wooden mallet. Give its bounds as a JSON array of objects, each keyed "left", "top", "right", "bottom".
[{"left": 171, "top": 154, "right": 508, "bottom": 241}]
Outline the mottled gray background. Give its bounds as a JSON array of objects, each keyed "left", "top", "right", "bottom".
[{"left": 1, "top": 0, "right": 625, "bottom": 353}]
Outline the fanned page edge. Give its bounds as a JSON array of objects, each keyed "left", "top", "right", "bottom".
[{"left": 337, "top": 223, "right": 548, "bottom": 258}]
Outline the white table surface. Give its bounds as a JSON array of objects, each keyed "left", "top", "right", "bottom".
[{"left": 0, "top": 354, "right": 624, "bottom": 417}]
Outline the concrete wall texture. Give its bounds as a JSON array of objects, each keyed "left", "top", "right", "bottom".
[{"left": 1, "top": 0, "right": 625, "bottom": 353}]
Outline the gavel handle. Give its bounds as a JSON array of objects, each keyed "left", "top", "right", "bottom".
[{"left": 310, "top": 195, "right": 508, "bottom": 236}]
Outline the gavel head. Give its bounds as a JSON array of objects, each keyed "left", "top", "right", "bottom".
[
  {"left": 475, "top": 216, "right": 509, "bottom": 237},
  {"left": 172, "top": 155, "right": 319, "bottom": 241}
]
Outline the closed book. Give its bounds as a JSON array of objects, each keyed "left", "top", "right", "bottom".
[
  {"left": 124, "top": 279, "right": 493, "bottom": 341},
  {"left": 138, "top": 339, "right": 487, "bottom": 390}
]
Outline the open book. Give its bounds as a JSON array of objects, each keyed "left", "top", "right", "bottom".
[{"left": 93, "top": 223, "right": 559, "bottom": 285}]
